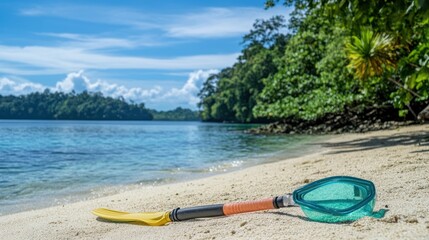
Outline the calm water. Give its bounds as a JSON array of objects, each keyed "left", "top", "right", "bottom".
[{"left": 0, "top": 120, "right": 324, "bottom": 215}]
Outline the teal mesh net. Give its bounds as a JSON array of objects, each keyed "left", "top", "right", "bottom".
[{"left": 293, "top": 176, "right": 376, "bottom": 223}]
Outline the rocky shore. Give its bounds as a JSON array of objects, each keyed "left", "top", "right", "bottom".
[{"left": 248, "top": 106, "right": 420, "bottom": 134}]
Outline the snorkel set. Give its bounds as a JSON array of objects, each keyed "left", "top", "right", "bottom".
[{"left": 93, "top": 176, "right": 383, "bottom": 226}]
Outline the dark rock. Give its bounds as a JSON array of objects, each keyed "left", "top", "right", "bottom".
[{"left": 248, "top": 105, "right": 418, "bottom": 135}]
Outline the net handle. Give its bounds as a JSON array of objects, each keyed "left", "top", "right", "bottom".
[{"left": 223, "top": 198, "right": 275, "bottom": 215}]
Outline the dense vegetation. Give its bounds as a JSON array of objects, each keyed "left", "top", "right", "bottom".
[
  {"left": 198, "top": 0, "right": 429, "bottom": 124},
  {"left": 0, "top": 90, "right": 201, "bottom": 121},
  {"left": 0, "top": 90, "right": 153, "bottom": 120},
  {"left": 150, "top": 107, "right": 200, "bottom": 121}
]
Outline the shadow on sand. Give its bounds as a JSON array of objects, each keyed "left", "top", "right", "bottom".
[
  {"left": 313, "top": 126, "right": 429, "bottom": 155},
  {"left": 270, "top": 208, "right": 388, "bottom": 224}
]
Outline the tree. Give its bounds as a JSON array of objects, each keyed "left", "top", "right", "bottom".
[
  {"left": 0, "top": 90, "right": 153, "bottom": 120},
  {"left": 150, "top": 107, "right": 200, "bottom": 121},
  {"left": 254, "top": 10, "right": 361, "bottom": 121},
  {"left": 266, "top": 0, "right": 429, "bottom": 118},
  {"left": 198, "top": 16, "right": 289, "bottom": 122},
  {"left": 345, "top": 29, "right": 396, "bottom": 80}
]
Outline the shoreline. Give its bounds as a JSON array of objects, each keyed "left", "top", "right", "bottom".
[
  {"left": 0, "top": 132, "right": 327, "bottom": 217},
  {"left": 0, "top": 124, "right": 428, "bottom": 239}
]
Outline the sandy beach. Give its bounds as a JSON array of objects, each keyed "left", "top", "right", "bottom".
[{"left": 0, "top": 124, "right": 428, "bottom": 239}]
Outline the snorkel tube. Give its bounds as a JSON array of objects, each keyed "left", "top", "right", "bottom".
[
  {"left": 92, "top": 176, "right": 381, "bottom": 226},
  {"left": 169, "top": 194, "right": 295, "bottom": 222}
]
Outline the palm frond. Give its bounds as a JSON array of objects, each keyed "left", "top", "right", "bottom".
[{"left": 345, "top": 29, "right": 396, "bottom": 80}]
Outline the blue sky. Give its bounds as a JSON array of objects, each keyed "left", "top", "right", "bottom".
[{"left": 0, "top": 0, "right": 289, "bottom": 110}]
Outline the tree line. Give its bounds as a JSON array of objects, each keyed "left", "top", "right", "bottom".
[
  {"left": 198, "top": 0, "right": 429, "bottom": 123},
  {"left": 150, "top": 107, "right": 200, "bottom": 121},
  {"left": 0, "top": 90, "right": 153, "bottom": 120},
  {"left": 0, "top": 89, "right": 195, "bottom": 120}
]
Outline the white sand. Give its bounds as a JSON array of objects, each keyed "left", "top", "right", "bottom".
[{"left": 0, "top": 124, "right": 428, "bottom": 239}]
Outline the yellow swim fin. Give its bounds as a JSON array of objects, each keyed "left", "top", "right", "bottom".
[{"left": 92, "top": 208, "right": 171, "bottom": 226}]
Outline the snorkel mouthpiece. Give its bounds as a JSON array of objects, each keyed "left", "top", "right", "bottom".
[{"left": 293, "top": 176, "right": 376, "bottom": 223}]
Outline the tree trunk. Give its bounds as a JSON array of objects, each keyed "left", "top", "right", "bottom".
[
  {"left": 418, "top": 104, "right": 429, "bottom": 121},
  {"left": 388, "top": 77, "right": 422, "bottom": 98}
]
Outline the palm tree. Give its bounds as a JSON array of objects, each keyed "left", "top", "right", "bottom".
[
  {"left": 345, "top": 29, "right": 396, "bottom": 79},
  {"left": 345, "top": 28, "right": 423, "bottom": 118}
]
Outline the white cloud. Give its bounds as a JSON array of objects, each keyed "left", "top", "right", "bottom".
[
  {"left": 40, "top": 33, "right": 136, "bottom": 49},
  {"left": 0, "top": 77, "right": 45, "bottom": 95},
  {"left": 20, "top": 5, "right": 158, "bottom": 29},
  {"left": 6, "top": 5, "right": 290, "bottom": 76},
  {"left": 166, "top": 7, "right": 287, "bottom": 38},
  {"left": 0, "top": 45, "right": 238, "bottom": 75},
  {"left": 20, "top": 5, "right": 290, "bottom": 38},
  {"left": 0, "top": 69, "right": 217, "bottom": 109},
  {"left": 39, "top": 33, "right": 166, "bottom": 49},
  {"left": 0, "top": 64, "right": 62, "bottom": 75},
  {"left": 54, "top": 70, "right": 163, "bottom": 101},
  {"left": 163, "top": 69, "right": 219, "bottom": 105},
  {"left": 55, "top": 70, "right": 90, "bottom": 92}
]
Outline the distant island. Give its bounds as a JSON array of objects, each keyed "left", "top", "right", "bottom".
[
  {"left": 150, "top": 108, "right": 200, "bottom": 121},
  {"left": 0, "top": 90, "right": 200, "bottom": 121}
]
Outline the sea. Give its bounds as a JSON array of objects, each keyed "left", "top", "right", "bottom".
[{"left": 0, "top": 120, "right": 325, "bottom": 215}]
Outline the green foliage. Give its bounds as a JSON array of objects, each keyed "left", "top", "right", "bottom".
[
  {"left": 266, "top": 0, "right": 429, "bottom": 37},
  {"left": 402, "top": 42, "right": 429, "bottom": 100},
  {"left": 150, "top": 107, "right": 200, "bottom": 121},
  {"left": 340, "top": 2, "right": 429, "bottom": 116},
  {"left": 198, "top": 16, "right": 288, "bottom": 122},
  {"left": 0, "top": 90, "right": 153, "bottom": 120},
  {"left": 254, "top": 13, "right": 361, "bottom": 120},
  {"left": 264, "top": 0, "right": 429, "bottom": 118},
  {"left": 345, "top": 29, "right": 396, "bottom": 79},
  {"left": 242, "top": 15, "right": 287, "bottom": 47},
  {"left": 198, "top": 1, "right": 429, "bottom": 123},
  {"left": 392, "top": 40, "right": 429, "bottom": 111}
]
